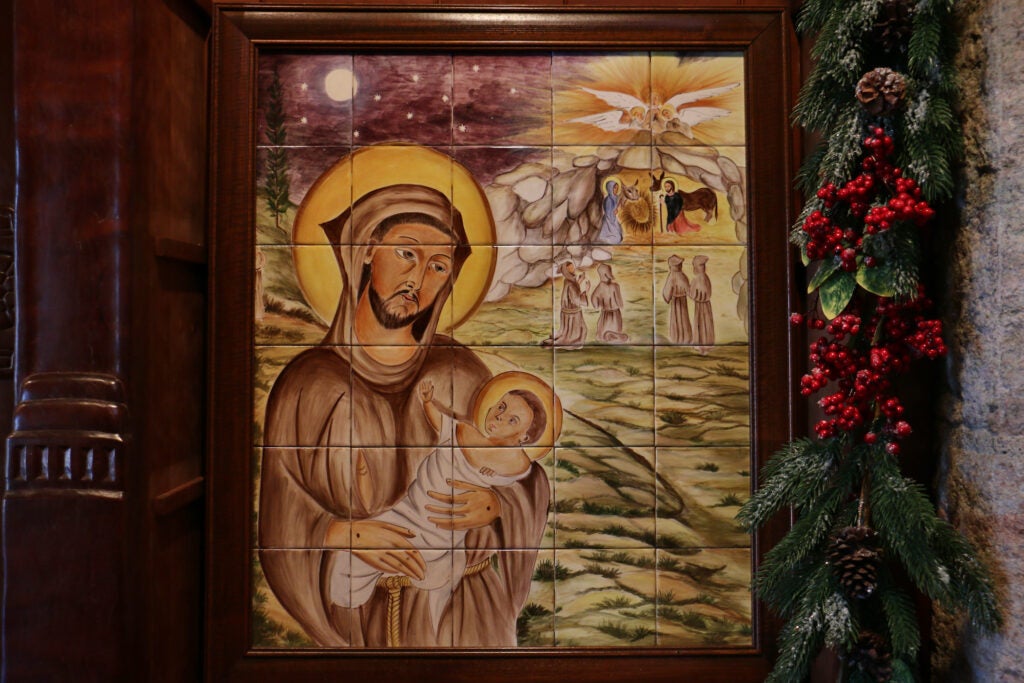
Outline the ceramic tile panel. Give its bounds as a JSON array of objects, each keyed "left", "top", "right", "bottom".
[
  {"left": 254, "top": 345, "right": 352, "bottom": 447},
  {"left": 656, "top": 446, "right": 751, "bottom": 550},
  {"left": 650, "top": 52, "right": 746, "bottom": 148},
  {"left": 553, "top": 53, "right": 652, "bottom": 147},
  {"left": 553, "top": 548, "right": 658, "bottom": 647},
  {"left": 577, "top": 245, "right": 655, "bottom": 346},
  {"left": 255, "top": 146, "right": 353, "bottom": 246},
  {"left": 654, "top": 345, "right": 751, "bottom": 448},
  {"left": 253, "top": 551, "right": 347, "bottom": 648},
  {"left": 650, "top": 147, "right": 748, "bottom": 247},
  {"left": 653, "top": 245, "right": 749, "bottom": 347},
  {"left": 257, "top": 448, "right": 352, "bottom": 550},
  {"left": 453, "top": 55, "right": 553, "bottom": 147},
  {"left": 256, "top": 54, "right": 355, "bottom": 148},
  {"left": 515, "top": 548, "right": 557, "bottom": 647},
  {"left": 350, "top": 447, "right": 455, "bottom": 552},
  {"left": 350, "top": 145, "right": 454, "bottom": 227},
  {"left": 655, "top": 547, "right": 752, "bottom": 647},
  {"left": 351, "top": 349, "right": 452, "bottom": 448},
  {"left": 452, "top": 146, "right": 554, "bottom": 246},
  {"left": 251, "top": 49, "right": 754, "bottom": 650},
  {"left": 552, "top": 446, "right": 656, "bottom": 550},
  {"left": 554, "top": 344, "right": 655, "bottom": 448},
  {"left": 255, "top": 245, "right": 338, "bottom": 347},
  {"left": 352, "top": 55, "right": 453, "bottom": 147},
  {"left": 452, "top": 247, "right": 554, "bottom": 346}
]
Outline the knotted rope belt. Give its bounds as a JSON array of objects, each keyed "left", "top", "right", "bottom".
[{"left": 377, "top": 556, "right": 493, "bottom": 647}]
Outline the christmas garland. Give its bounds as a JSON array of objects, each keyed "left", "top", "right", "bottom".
[{"left": 737, "top": 1, "right": 1001, "bottom": 682}]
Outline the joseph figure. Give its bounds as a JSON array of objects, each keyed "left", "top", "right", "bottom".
[{"left": 258, "top": 184, "right": 550, "bottom": 648}]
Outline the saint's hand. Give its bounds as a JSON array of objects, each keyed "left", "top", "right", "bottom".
[
  {"left": 326, "top": 519, "right": 426, "bottom": 581},
  {"left": 418, "top": 380, "right": 434, "bottom": 404},
  {"left": 425, "top": 479, "right": 501, "bottom": 531}
]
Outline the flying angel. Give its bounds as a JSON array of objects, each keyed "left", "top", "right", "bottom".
[{"left": 569, "top": 82, "right": 740, "bottom": 138}]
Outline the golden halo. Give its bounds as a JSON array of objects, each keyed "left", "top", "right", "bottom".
[
  {"left": 291, "top": 145, "right": 497, "bottom": 332},
  {"left": 471, "top": 371, "right": 563, "bottom": 460},
  {"left": 601, "top": 175, "right": 624, "bottom": 197}
]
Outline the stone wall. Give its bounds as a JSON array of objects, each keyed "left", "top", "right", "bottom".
[{"left": 934, "top": 0, "right": 1024, "bottom": 679}]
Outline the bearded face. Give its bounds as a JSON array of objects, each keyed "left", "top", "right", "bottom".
[{"left": 363, "top": 222, "right": 454, "bottom": 330}]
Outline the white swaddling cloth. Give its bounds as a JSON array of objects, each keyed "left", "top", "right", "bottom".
[{"left": 328, "top": 415, "right": 528, "bottom": 634}]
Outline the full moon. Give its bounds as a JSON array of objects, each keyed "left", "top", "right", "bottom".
[{"left": 324, "top": 68, "right": 358, "bottom": 102}]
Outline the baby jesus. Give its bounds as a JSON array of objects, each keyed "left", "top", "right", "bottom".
[{"left": 328, "top": 371, "right": 557, "bottom": 635}]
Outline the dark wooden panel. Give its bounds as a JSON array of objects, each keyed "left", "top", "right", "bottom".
[
  {"left": 231, "top": 9, "right": 776, "bottom": 47},
  {"left": 128, "top": 1, "right": 210, "bottom": 681},
  {"left": 8, "top": 5, "right": 136, "bottom": 662},
  {"left": 3, "top": 0, "right": 210, "bottom": 681},
  {"left": 2, "top": 494, "right": 126, "bottom": 682}
]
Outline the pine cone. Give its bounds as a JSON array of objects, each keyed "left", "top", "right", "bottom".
[
  {"left": 856, "top": 68, "right": 907, "bottom": 117},
  {"left": 872, "top": 0, "right": 915, "bottom": 53},
  {"left": 844, "top": 630, "right": 894, "bottom": 683},
  {"left": 827, "top": 526, "right": 882, "bottom": 599}
]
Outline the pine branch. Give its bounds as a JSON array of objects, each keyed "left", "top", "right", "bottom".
[
  {"left": 878, "top": 577, "right": 921, "bottom": 658},
  {"left": 869, "top": 454, "right": 1001, "bottom": 631},
  {"left": 737, "top": 438, "right": 841, "bottom": 530},
  {"left": 796, "top": 0, "right": 844, "bottom": 35},
  {"left": 765, "top": 563, "right": 833, "bottom": 683}
]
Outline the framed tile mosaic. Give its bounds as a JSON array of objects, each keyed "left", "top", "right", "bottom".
[{"left": 209, "top": 6, "right": 798, "bottom": 681}]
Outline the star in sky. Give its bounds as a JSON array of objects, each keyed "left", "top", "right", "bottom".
[
  {"left": 374, "top": 93, "right": 382, "bottom": 102},
  {"left": 411, "top": 74, "right": 420, "bottom": 83},
  {"left": 300, "top": 116, "right": 307, "bottom": 124},
  {"left": 442, "top": 94, "right": 450, "bottom": 103},
  {"left": 472, "top": 64, "right": 480, "bottom": 73},
  {"left": 458, "top": 123, "right": 467, "bottom": 132},
  {"left": 406, "top": 112, "right": 414, "bottom": 120},
  {"left": 300, "top": 83, "right": 308, "bottom": 91}
]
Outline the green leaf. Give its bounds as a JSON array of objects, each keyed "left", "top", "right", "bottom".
[
  {"left": 819, "top": 271, "right": 856, "bottom": 319},
  {"left": 856, "top": 261, "right": 897, "bottom": 297},
  {"left": 808, "top": 258, "right": 840, "bottom": 293}
]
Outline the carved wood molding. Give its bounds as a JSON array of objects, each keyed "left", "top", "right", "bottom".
[
  {"left": 0, "top": 203, "right": 13, "bottom": 374},
  {"left": 5, "top": 371, "right": 127, "bottom": 494}
]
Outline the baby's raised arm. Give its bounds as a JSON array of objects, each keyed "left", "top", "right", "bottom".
[{"left": 418, "top": 380, "right": 444, "bottom": 434}]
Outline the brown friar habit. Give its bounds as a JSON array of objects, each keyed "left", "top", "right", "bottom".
[
  {"left": 591, "top": 262, "right": 629, "bottom": 343},
  {"left": 662, "top": 254, "right": 692, "bottom": 344},
  {"left": 259, "top": 184, "right": 549, "bottom": 647},
  {"left": 690, "top": 254, "right": 715, "bottom": 346}
]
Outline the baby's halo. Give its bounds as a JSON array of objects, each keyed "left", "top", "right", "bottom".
[{"left": 471, "top": 371, "right": 562, "bottom": 460}]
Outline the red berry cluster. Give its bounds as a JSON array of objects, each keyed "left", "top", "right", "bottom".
[
  {"left": 802, "top": 128, "right": 935, "bottom": 271},
  {"left": 792, "top": 289, "right": 947, "bottom": 451}
]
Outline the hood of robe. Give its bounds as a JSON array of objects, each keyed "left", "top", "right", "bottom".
[
  {"left": 318, "top": 184, "right": 471, "bottom": 393},
  {"left": 667, "top": 254, "right": 684, "bottom": 271},
  {"left": 597, "top": 262, "right": 615, "bottom": 283}
]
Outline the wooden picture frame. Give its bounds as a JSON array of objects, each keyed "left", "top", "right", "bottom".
[{"left": 207, "top": 6, "right": 798, "bottom": 681}]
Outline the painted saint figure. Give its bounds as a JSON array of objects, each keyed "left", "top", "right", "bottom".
[
  {"left": 590, "top": 262, "right": 629, "bottom": 343},
  {"left": 259, "top": 184, "right": 550, "bottom": 648},
  {"left": 661, "top": 254, "right": 693, "bottom": 344},
  {"left": 542, "top": 261, "right": 590, "bottom": 349},
  {"left": 329, "top": 373, "right": 558, "bottom": 640},
  {"left": 662, "top": 179, "right": 701, "bottom": 234},
  {"left": 690, "top": 254, "right": 715, "bottom": 351},
  {"left": 596, "top": 179, "right": 624, "bottom": 244}
]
